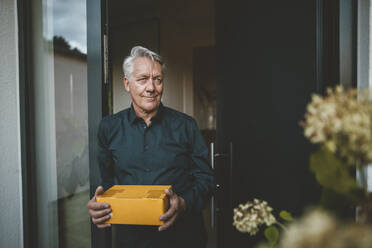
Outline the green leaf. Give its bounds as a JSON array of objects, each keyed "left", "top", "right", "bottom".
[
  {"left": 320, "top": 188, "right": 363, "bottom": 219},
  {"left": 279, "top": 210, "right": 293, "bottom": 222},
  {"left": 264, "top": 226, "right": 279, "bottom": 246},
  {"left": 309, "top": 147, "right": 358, "bottom": 193},
  {"left": 255, "top": 242, "right": 270, "bottom": 248}
]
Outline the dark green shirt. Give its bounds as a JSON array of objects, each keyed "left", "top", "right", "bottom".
[{"left": 97, "top": 103, "right": 214, "bottom": 248}]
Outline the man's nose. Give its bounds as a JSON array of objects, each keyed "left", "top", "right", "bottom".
[{"left": 145, "top": 79, "right": 155, "bottom": 91}]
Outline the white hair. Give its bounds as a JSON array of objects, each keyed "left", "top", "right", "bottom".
[{"left": 122, "top": 46, "right": 165, "bottom": 78}]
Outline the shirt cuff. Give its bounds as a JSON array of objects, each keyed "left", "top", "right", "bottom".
[{"left": 179, "top": 189, "right": 194, "bottom": 215}]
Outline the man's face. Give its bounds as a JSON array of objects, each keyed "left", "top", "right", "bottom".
[{"left": 124, "top": 57, "right": 163, "bottom": 114}]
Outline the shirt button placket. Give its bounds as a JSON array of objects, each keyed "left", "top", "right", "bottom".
[{"left": 143, "top": 123, "right": 148, "bottom": 151}]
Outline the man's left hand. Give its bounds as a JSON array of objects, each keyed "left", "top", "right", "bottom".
[{"left": 158, "top": 188, "right": 187, "bottom": 231}]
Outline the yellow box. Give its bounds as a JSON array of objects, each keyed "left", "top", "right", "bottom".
[{"left": 96, "top": 185, "right": 171, "bottom": 226}]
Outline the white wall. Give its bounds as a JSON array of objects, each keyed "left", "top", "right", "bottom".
[{"left": 0, "top": 0, "right": 24, "bottom": 247}]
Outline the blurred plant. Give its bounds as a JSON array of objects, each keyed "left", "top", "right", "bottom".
[
  {"left": 277, "top": 209, "right": 372, "bottom": 248},
  {"left": 234, "top": 86, "right": 372, "bottom": 247},
  {"left": 300, "top": 86, "right": 372, "bottom": 222},
  {"left": 233, "top": 199, "right": 293, "bottom": 246},
  {"left": 301, "top": 86, "right": 372, "bottom": 166}
]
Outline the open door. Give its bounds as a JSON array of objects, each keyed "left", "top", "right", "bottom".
[
  {"left": 214, "top": 0, "right": 357, "bottom": 247},
  {"left": 214, "top": 1, "right": 321, "bottom": 247}
]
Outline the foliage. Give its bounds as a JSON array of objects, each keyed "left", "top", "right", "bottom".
[
  {"left": 301, "top": 86, "right": 372, "bottom": 221},
  {"left": 279, "top": 211, "right": 293, "bottom": 222},
  {"left": 264, "top": 226, "right": 279, "bottom": 246},
  {"left": 234, "top": 86, "right": 372, "bottom": 247},
  {"left": 233, "top": 199, "right": 292, "bottom": 247},
  {"left": 309, "top": 147, "right": 359, "bottom": 194},
  {"left": 301, "top": 86, "right": 372, "bottom": 166}
]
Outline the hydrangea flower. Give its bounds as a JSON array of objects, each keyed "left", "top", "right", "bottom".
[
  {"left": 301, "top": 86, "right": 372, "bottom": 166},
  {"left": 233, "top": 199, "right": 276, "bottom": 235}
]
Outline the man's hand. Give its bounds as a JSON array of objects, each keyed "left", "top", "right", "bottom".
[
  {"left": 158, "top": 188, "right": 187, "bottom": 231},
  {"left": 87, "top": 186, "right": 112, "bottom": 228}
]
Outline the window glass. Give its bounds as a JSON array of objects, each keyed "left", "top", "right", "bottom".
[{"left": 31, "top": 0, "right": 90, "bottom": 247}]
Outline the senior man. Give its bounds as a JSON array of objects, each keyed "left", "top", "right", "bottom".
[{"left": 87, "top": 46, "right": 214, "bottom": 248}]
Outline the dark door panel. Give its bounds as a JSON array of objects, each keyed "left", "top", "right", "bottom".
[{"left": 215, "top": 1, "right": 322, "bottom": 247}]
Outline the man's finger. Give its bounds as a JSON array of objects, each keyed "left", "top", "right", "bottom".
[
  {"left": 92, "top": 213, "right": 112, "bottom": 225},
  {"left": 158, "top": 214, "right": 177, "bottom": 231},
  {"left": 164, "top": 188, "right": 175, "bottom": 197},
  {"left": 95, "top": 186, "right": 105, "bottom": 197},
  {"left": 160, "top": 203, "right": 177, "bottom": 221},
  {"left": 97, "top": 223, "right": 111, "bottom": 229},
  {"left": 89, "top": 208, "right": 111, "bottom": 219},
  {"left": 88, "top": 200, "right": 110, "bottom": 211}
]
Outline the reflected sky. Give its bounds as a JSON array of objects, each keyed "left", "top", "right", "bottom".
[{"left": 53, "top": 0, "right": 87, "bottom": 54}]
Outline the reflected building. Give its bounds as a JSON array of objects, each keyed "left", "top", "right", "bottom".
[{"left": 53, "top": 36, "right": 89, "bottom": 199}]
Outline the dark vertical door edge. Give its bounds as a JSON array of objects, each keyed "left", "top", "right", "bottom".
[
  {"left": 87, "top": 0, "right": 112, "bottom": 247},
  {"left": 17, "top": 0, "right": 36, "bottom": 247},
  {"left": 102, "top": 0, "right": 112, "bottom": 116},
  {"left": 316, "top": 0, "right": 324, "bottom": 93},
  {"left": 318, "top": 0, "right": 357, "bottom": 91}
]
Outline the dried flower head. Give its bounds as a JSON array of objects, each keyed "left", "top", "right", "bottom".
[
  {"left": 279, "top": 209, "right": 372, "bottom": 248},
  {"left": 301, "top": 86, "right": 372, "bottom": 165},
  {"left": 233, "top": 199, "right": 276, "bottom": 235}
]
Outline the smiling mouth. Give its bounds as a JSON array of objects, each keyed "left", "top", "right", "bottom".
[{"left": 143, "top": 96, "right": 158, "bottom": 101}]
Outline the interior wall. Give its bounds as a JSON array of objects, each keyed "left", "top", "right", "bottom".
[
  {"left": 159, "top": 0, "right": 215, "bottom": 117},
  {"left": 109, "top": 0, "right": 215, "bottom": 119},
  {"left": 111, "top": 19, "right": 160, "bottom": 114},
  {"left": 0, "top": 0, "right": 24, "bottom": 247},
  {"left": 193, "top": 46, "right": 216, "bottom": 130}
]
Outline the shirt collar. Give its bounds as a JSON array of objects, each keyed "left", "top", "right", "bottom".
[{"left": 128, "top": 103, "right": 164, "bottom": 125}]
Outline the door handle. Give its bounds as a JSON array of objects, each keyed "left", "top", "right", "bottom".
[
  {"left": 214, "top": 153, "right": 229, "bottom": 159},
  {"left": 213, "top": 142, "right": 233, "bottom": 214},
  {"left": 210, "top": 142, "right": 234, "bottom": 229},
  {"left": 210, "top": 142, "right": 215, "bottom": 229}
]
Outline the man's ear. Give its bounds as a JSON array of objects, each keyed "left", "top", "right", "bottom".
[{"left": 123, "top": 78, "right": 130, "bottom": 92}]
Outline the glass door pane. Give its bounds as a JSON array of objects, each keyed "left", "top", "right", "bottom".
[{"left": 30, "top": 0, "right": 90, "bottom": 247}]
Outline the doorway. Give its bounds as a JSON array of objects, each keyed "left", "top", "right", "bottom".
[
  {"left": 105, "top": 0, "right": 217, "bottom": 247},
  {"left": 87, "top": 0, "right": 347, "bottom": 247}
]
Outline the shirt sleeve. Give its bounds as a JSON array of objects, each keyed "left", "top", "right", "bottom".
[
  {"left": 179, "top": 119, "right": 215, "bottom": 214},
  {"left": 97, "top": 119, "right": 115, "bottom": 191}
]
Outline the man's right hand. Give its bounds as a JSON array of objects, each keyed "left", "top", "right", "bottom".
[{"left": 87, "top": 186, "right": 112, "bottom": 228}]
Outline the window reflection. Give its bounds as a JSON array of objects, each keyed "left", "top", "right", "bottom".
[
  {"left": 53, "top": 35, "right": 90, "bottom": 248},
  {"left": 32, "top": 0, "right": 90, "bottom": 247}
]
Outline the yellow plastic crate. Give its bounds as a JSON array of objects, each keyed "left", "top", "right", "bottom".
[{"left": 96, "top": 185, "right": 171, "bottom": 226}]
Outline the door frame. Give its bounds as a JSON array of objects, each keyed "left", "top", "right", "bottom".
[
  {"left": 87, "top": 0, "right": 112, "bottom": 247},
  {"left": 87, "top": 0, "right": 358, "bottom": 247}
]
